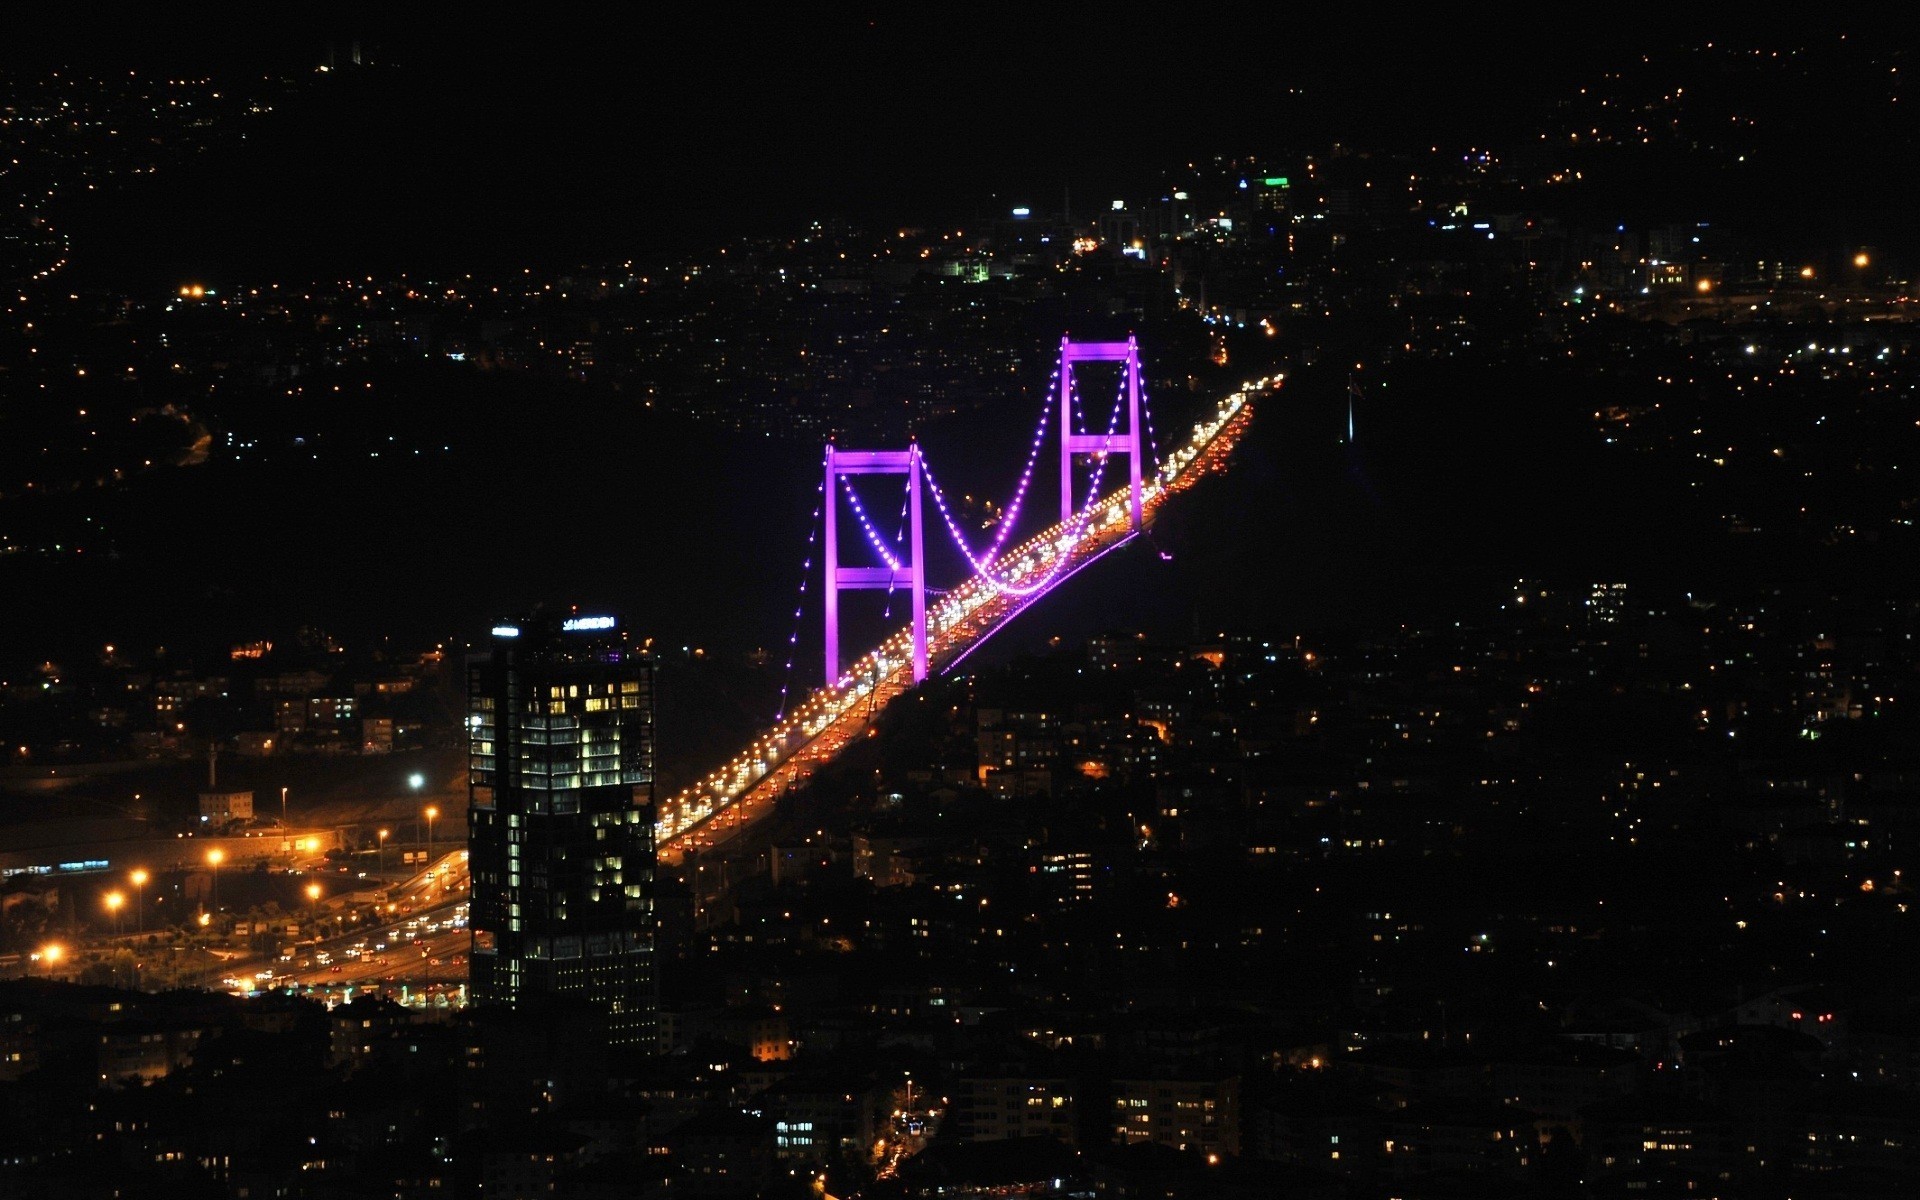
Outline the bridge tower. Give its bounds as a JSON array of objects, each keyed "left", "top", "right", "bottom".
[
  {"left": 1058, "top": 335, "right": 1145, "bottom": 530},
  {"left": 824, "top": 444, "right": 927, "bottom": 687}
]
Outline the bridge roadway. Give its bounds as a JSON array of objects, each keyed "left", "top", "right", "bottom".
[{"left": 656, "top": 375, "right": 1273, "bottom": 864}]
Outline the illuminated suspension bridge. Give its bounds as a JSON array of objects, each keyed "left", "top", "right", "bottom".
[{"left": 657, "top": 337, "right": 1275, "bottom": 860}]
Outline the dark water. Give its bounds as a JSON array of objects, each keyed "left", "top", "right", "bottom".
[
  {"left": 960, "top": 360, "right": 1719, "bottom": 654},
  {"left": 1, "top": 357, "right": 1723, "bottom": 675},
  {"left": 3, "top": 406, "right": 813, "bottom": 663}
]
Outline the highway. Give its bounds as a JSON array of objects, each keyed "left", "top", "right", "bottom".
[{"left": 222, "top": 849, "right": 471, "bottom": 1008}]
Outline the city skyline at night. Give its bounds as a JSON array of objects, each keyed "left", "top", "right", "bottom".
[{"left": 0, "top": 11, "right": 1915, "bottom": 1199}]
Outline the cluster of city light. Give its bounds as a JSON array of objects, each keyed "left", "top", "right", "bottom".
[{"left": 655, "top": 373, "right": 1272, "bottom": 847}]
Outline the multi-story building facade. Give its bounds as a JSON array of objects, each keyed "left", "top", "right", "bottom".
[{"left": 467, "top": 612, "right": 657, "bottom": 1048}]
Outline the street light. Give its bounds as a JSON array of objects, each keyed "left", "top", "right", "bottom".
[
  {"left": 38, "top": 943, "right": 62, "bottom": 978},
  {"left": 130, "top": 869, "right": 149, "bottom": 933},
  {"left": 408, "top": 772, "right": 426, "bottom": 792},
  {"left": 377, "top": 828, "right": 389, "bottom": 874},
  {"left": 104, "top": 890, "right": 125, "bottom": 935},
  {"left": 306, "top": 882, "right": 322, "bottom": 918},
  {"left": 424, "top": 806, "right": 439, "bottom": 872},
  {"left": 280, "top": 786, "right": 290, "bottom": 853},
  {"left": 206, "top": 848, "right": 225, "bottom": 914}
]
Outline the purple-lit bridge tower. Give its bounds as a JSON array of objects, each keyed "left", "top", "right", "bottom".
[
  {"left": 1059, "top": 335, "right": 1145, "bottom": 530},
  {"left": 823, "top": 444, "right": 927, "bottom": 686}
]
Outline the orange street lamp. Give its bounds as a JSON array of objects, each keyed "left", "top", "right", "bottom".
[
  {"left": 38, "top": 943, "right": 63, "bottom": 978},
  {"left": 206, "top": 848, "right": 225, "bottom": 913},
  {"left": 424, "top": 806, "right": 439, "bottom": 870},
  {"left": 130, "top": 869, "right": 149, "bottom": 933},
  {"left": 104, "top": 890, "right": 125, "bottom": 935},
  {"left": 305, "top": 882, "right": 322, "bottom": 917},
  {"left": 378, "top": 828, "right": 389, "bottom": 874}
]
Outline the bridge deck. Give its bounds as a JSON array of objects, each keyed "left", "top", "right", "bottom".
[{"left": 657, "top": 377, "right": 1270, "bottom": 861}]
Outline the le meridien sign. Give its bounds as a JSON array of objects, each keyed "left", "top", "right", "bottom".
[
  {"left": 2, "top": 858, "right": 110, "bottom": 879},
  {"left": 492, "top": 616, "right": 618, "bottom": 638}
]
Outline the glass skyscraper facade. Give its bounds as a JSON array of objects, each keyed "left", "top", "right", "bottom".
[{"left": 466, "top": 613, "right": 657, "bottom": 1047}]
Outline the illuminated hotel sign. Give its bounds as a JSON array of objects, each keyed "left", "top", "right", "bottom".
[
  {"left": 491, "top": 625, "right": 521, "bottom": 638},
  {"left": 562, "top": 616, "right": 617, "bottom": 632},
  {"left": 2, "top": 858, "right": 110, "bottom": 879}
]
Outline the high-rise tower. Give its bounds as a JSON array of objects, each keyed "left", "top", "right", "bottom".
[{"left": 466, "top": 612, "right": 657, "bottom": 1047}]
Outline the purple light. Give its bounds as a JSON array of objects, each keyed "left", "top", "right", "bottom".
[
  {"left": 825, "top": 339, "right": 1150, "bottom": 728},
  {"left": 773, "top": 475, "right": 826, "bottom": 722},
  {"left": 974, "top": 365, "right": 1061, "bottom": 566},
  {"left": 825, "top": 445, "right": 927, "bottom": 685},
  {"left": 880, "top": 472, "right": 913, "bottom": 624},
  {"left": 1058, "top": 336, "right": 1144, "bottom": 531},
  {"left": 1138, "top": 367, "right": 1165, "bottom": 475},
  {"left": 915, "top": 366, "right": 1058, "bottom": 576},
  {"left": 997, "top": 369, "right": 1132, "bottom": 596},
  {"left": 921, "top": 355, "right": 1131, "bottom": 598},
  {"left": 943, "top": 532, "right": 1141, "bottom": 674},
  {"left": 821, "top": 336, "right": 1156, "bottom": 665}
]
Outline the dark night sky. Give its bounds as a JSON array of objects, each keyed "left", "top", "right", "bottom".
[
  {"left": 18, "top": 6, "right": 1868, "bottom": 276},
  {"left": 18, "top": 5, "right": 1904, "bottom": 280}
]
